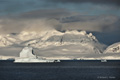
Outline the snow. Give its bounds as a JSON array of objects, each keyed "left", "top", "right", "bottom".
[
  {"left": 87, "top": 33, "right": 97, "bottom": 41},
  {"left": 0, "top": 30, "right": 100, "bottom": 48},
  {"left": 28, "top": 30, "right": 103, "bottom": 50},
  {"left": 104, "top": 42, "right": 120, "bottom": 53},
  {"left": 18, "top": 31, "right": 41, "bottom": 41},
  {"left": 0, "top": 29, "right": 119, "bottom": 60},
  {"left": 0, "top": 35, "right": 13, "bottom": 47}
]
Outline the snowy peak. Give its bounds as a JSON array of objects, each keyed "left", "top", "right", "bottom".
[
  {"left": 65, "top": 30, "right": 85, "bottom": 35},
  {"left": 104, "top": 42, "right": 120, "bottom": 53},
  {"left": 64, "top": 30, "right": 97, "bottom": 41},
  {"left": 26, "top": 30, "right": 104, "bottom": 54},
  {"left": 0, "top": 30, "right": 101, "bottom": 51},
  {"left": 0, "top": 30, "right": 107, "bottom": 54},
  {"left": 45, "top": 30, "right": 98, "bottom": 43},
  {"left": 65, "top": 30, "right": 88, "bottom": 36},
  {"left": 0, "top": 35, "right": 13, "bottom": 47},
  {"left": 18, "top": 31, "right": 41, "bottom": 41}
]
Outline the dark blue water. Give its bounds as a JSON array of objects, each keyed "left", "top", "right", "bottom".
[{"left": 0, "top": 60, "right": 120, "bottom": 80}]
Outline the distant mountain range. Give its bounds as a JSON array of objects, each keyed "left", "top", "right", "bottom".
[{"left": 0, "top": 29, "right": 119, "bottom": 54}]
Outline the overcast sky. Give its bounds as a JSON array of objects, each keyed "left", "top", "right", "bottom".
[{"left": 0, "top": 0, "right": 120, "bottom": 45}]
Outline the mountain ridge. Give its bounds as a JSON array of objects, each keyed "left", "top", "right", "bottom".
[
  {"left": 104, "top": 42, "right": 120, "bottom": 53},
  {"left": 0, "top": 30, "right": 106, "bottom": 54}
]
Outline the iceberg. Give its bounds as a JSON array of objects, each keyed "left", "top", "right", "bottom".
[
  {"left": 15, "top": 46, "right": 60, "bottom": 63},
  {"left": 19, "top": 47, "right": 36, "bottom": 58}
]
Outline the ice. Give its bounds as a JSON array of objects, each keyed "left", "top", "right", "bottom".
[
  {"left": 14, "top": 46, "right": 58, "bottom": 62},
  {"left": 19, "top": 47, "right": 36, "bottom": 58}
]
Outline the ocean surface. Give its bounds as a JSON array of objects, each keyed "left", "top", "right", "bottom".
[{"left": 0, "top": 60, "right": 120, "bottom": 80}]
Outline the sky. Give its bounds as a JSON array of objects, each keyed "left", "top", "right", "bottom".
[{"left": 0, "top": 0, "right": 120, "bottom": 45}]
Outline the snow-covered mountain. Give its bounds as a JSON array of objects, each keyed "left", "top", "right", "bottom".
[
  {"left": 0, "top": 30, "right": 106, "bottom": 54},
  {"left": 104, "top": 42, "right": 120, "bottom": 53},
  {"left": 0, "top": 35, "right": 16, "bottom": 47}
]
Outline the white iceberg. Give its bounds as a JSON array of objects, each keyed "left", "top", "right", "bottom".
[
  {"left": 15, "top": 46, "right": 60, "bottom": 63},
  {"left": 19, "top": 47, "right": 36, "bottom": 58}
]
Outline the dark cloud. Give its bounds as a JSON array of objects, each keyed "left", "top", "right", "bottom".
[
  {"left": 0, "top": 0, "right": 119, "bottom": 17},
  {"left": 0, "top": 9, "right": 76, "bottom": 34},
  {"left": 59, "top": 15, "right": 120, "bottom": 32},
  {"left": 58, "top": 15, "right": 120, "bottom": 45},
  {"left": 0, "top": 8, "right": 119, "bottom": 45},
  {"left": 0, "top": 12, "right": 120, "bottom": 34},
  {"left": 0, "top": 0, "right": 46, "bottom": 15},
  {"left": 0, "top": 18, "right": 60, "bottom": 34},
  {"left": 49, "top": 0, "right": 120, "bottom": 6},
  {"left": 19, "top": 9, "right": 77, "bottom": 19},
  {"left": 60, "top": 16, "right": 98, "bottom": 23}
]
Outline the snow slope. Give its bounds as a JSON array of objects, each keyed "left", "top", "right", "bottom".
[
  {"left": 0, "top": 30, "right": 106, "bottom": 55},
  {"left": 27, "top": 30, "right": 105, "bottom": 54},
  {"left": 1, "top": 30, "right": 120, "bottom": 60},
  {"left": 0, "top": 35, "right": 13, "bottom": 47},
  {"left": 104, "top": 42, "right": 120, "bottom": 53}
]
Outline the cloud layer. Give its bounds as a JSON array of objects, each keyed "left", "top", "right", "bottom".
[
  {"left": 49, "top": 0, "right": 120, "bottom": 6},
  {"left": 0, "top": 9, "right": 120, "bottom": 34},
  {"left": 0, "top": 0, "right": 120, "bottom": 45}
]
